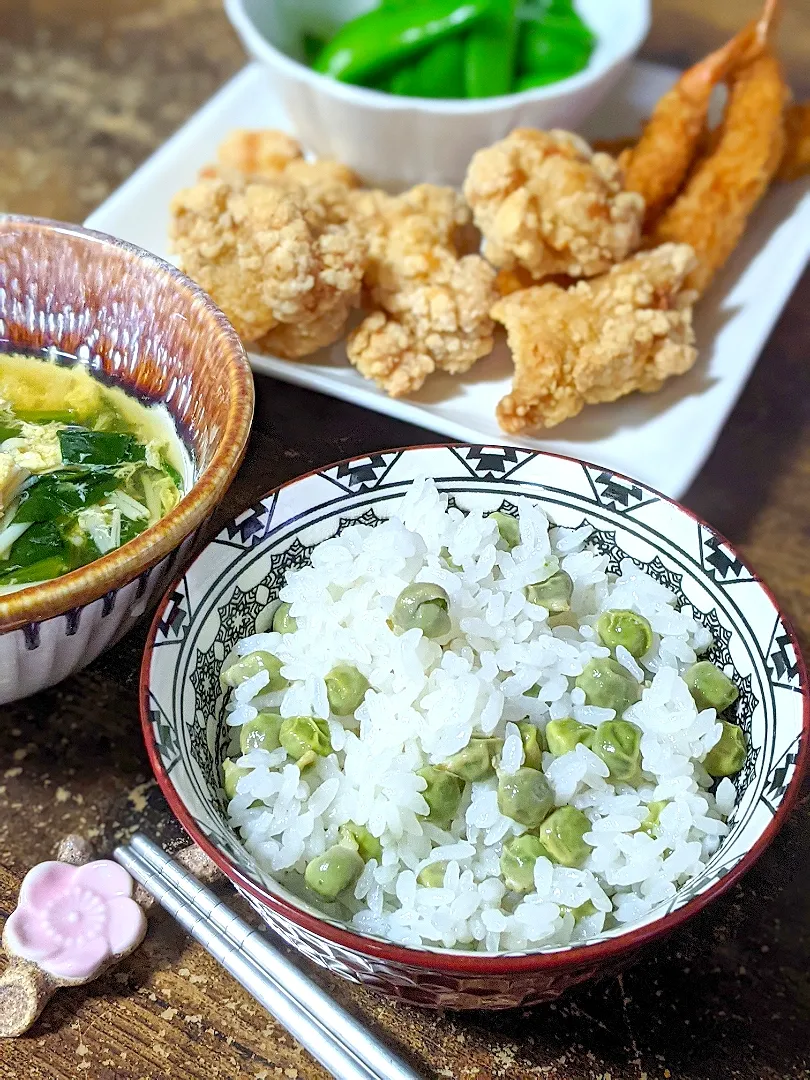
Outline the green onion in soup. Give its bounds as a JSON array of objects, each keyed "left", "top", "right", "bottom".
[{"left": 0, "top": 350, "right": 189, "bottom": 593}]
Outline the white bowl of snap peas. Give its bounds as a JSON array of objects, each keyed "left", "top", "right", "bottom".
[{"left": 224, "top": 0, "right": 650, "bottom": 187}]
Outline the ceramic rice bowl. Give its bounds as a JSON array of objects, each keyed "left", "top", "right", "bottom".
[
  {"left": 142, "top": 445, "right": 808, "bottom": 1009},
  {"left": 0, "top": 215, "right": 254, "bottom": 703}
]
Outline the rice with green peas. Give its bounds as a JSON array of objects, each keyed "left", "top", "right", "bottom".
[{"left": 220, "top": 478, "right": 745, "bottom": 952}]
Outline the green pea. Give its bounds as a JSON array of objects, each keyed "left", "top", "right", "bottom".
[
  {"left": 640, "top": 800, "right": 668, "bottom": 836},
  {"left": 537, "top": 806, "right": 591, "bottom": 868},
  {"left": 440, "top": 547, "right": 461, "bottom": 572},
  {"left": 221, "top": 650, "right": 288, "bottom": 691},
  {"left": 272, "top": 602, "right": 297, "bottom": 634},
  {"left": 568, "top": 899, "right": 597, "bottom": 921},
  {"left": 685, "top": 661, "right": 739, "bottom": 713},
  {"left": 548, "top": 611, "right": 580, "bottom": 629},
  {"left": 325, "top": 664, "right": 369, "bottom": 716},
  {"left": 439, "top": 737, "right": 502, "bottom": 781},
  {"left": 338, "top": 822, "right": 382, "bottom": 863},
  {"left": 279, "top": 716, "right": 332, "bottom": 760},
  {"left": 703, "top": 721, "right": 747, "bottom": 777},
  {"left": 517, "top": 721, "right": 544, "bottom": 770},
  {"left": 221, "top": 758, "right": 248, "bottom": 800},
  {"left": 591, "top": 720, "right": 643, "bottom": 784},
  {"left": 500, "top": 834, "right": 546, "bottom": 893},
  {"left": 525, "top": 569, "right": 574, "bottom": 614},
  {"left": 239, "top": 711, "right": 283, "bottom": 754},
  {"left": 596, "top": 609, "right": 653, "bottom": 658},
  {"left": 575, "top": 657, "right": 641, "bottom": 716},
  {"left": 391, "top": 582, "right": 451, "bottom": 639},
  {"left": 545, "top": 718, "right": 594, "bottom": 757},
  {"left": 489, "top": 511, "right": 520, "bottom": 550},
  {"left": 496, "top": 767, "right": 554, "bottom": 827},
  {"left": 304, "top": 844, "right": 365, "bottom": 900},
  {"left": 417, "top": 862, "right": 448, "bottom": 888},
  {"left": 416, "top": 766, "right": 463, "bottom": 826}
]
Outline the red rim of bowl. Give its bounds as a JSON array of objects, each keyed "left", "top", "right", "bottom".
[{"left": 141, "top": 443, "right": 810, "bottom": 974}]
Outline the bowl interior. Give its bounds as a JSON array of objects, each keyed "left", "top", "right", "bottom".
[
  {"left": 0, "top": 215, "right": 253, "bottom": 628},
  {"left": 241, "top": 0, "right": 649, "bottom": 99},
  {"left": 144, "top": 446, "right": 807, "bottom": 960},
  {"left": 0, "top": 218, "right": 236, "bottom": 476}
]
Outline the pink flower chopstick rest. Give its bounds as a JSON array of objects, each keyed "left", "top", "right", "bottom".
[
  {"left": 0, "top": 855, "right": 147, "bottom": 1037},
  {"left": 4, "top": 860, "right": 146, "bottom": 981}
]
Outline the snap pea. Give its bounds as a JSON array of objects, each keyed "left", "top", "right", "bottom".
[
  {"left": 313, "top": 0, "right": 489, "bottom": 85},
  {"left": 518, "top": 14, "right": 594, "bottom": 72},
  {"left": 465, "top": 0, "right": 519, "bottom": 99},
  {"left": 388, "top": 37, "right": 466, "bottom": 98}
]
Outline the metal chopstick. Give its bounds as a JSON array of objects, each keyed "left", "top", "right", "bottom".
[{"left": 114, "top": 835, "right": 422, "bottom": 1080}]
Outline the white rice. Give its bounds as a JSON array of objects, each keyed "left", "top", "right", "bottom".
[{"left": 221, "top": 478, "right": 737, "bottom": 952}]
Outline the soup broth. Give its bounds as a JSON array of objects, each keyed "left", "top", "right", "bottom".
[{"left": 0, "top": 349, "right": 190, "bottom": 594}]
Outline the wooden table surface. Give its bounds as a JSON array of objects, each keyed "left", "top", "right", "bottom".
[{"left": 1, "top": 1, "right": 810, "bottom": 1077}]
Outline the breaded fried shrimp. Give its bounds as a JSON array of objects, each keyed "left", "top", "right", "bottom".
[
  {"left": 651, "top": 50, "right": 788, "bottom": 295},
  {"left": 777, "top": 102, "right": 810, "bottom": 182},
  {"left": 623, "top": 0, "right": 781, "bottom": 226}
]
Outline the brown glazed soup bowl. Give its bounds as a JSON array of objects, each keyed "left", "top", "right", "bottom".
[{"left": 0, "top": 215, "right": 254, "bottom": 703}]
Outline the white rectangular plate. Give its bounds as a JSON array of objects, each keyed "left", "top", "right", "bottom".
[{"left": 86, "top": 62, "right": 810, "bottom": 499}]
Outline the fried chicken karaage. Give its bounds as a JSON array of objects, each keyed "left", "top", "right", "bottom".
[
  {"left": 169, "top": 176, "right": 366, "bottom": 357},
  {"left": 493, "top": 244, "right": 698, "bottom": 432},
  {"left": 463, "top": 128, "right": 644, "bottom": 281},
  {"left": 345, "top": 184, "right": 497, "bottom": 396}
]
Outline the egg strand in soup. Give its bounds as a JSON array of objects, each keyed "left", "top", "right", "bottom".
[{"left": 0, "top": 350, "right": 188, "bottom": 594}]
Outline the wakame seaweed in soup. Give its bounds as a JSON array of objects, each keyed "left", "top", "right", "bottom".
[{"left": 0, "top": 350, "right": 189, "bottom": 593}]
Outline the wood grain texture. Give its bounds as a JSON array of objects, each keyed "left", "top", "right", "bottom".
[{"left": 0, "top": 1, "right": 809, "bottom": 1077}]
